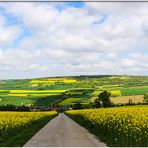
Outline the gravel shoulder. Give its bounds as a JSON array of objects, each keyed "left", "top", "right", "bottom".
[{"left": 24, "top": 113, "right": 107, "bottom": 147}]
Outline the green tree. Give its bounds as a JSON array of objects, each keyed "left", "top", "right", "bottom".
[
  {"left": 144, "top": 94, "right": 148, "bottom": 103},
  {"left": 98, "top": 90, "right": 112, "bottom": 108},
  {"left": 73, "top": 102, "right": 83, "bottom": 109},
  {"left": 94, "top": 98, "right": 102, "bottom": 108}
]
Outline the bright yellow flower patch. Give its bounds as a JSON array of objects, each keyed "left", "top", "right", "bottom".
[
  {"left": 0, "top": 111, "right": 57, "bottom": 140},
  {"left": 30, "top": 79, "right": 78, "bottom": 84},
  {"left": 66, "top": 106, "right": 148, "bottom": 146}
]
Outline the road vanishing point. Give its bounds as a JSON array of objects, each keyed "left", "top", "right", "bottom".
[{"left": 24, "top": 113, "right": 107, "bottom": 147}]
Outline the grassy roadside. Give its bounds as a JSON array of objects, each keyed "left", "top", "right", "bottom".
[
  {"left": 65, "top": 113, "right": 114, "bottom": 146},
  {"left": 65, "top": 113, "right": 129, "bottom": 147},
  {"left": 0, "top": 114, "right": 57, "bottom": 147},
  {"left": 65, "top": 107, "right": 148, "bottom": 147}
]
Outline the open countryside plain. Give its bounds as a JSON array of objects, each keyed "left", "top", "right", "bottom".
[
  {"left": 0, "top": 75, "right": 148, "bottom": 107},
  {"left": 1, "top": 1, "right": 148, "bottom": 147},
  {"left": 0, "top": 75, "right": 148, "bottom": 147}
]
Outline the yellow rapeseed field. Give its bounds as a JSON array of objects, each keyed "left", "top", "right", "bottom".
[
  {"left": 110, "top": 90, "right": 121, "bottom": 96},
  {"left": 30, "top": 80, "right": 57, "bottom": 83},
  {"left": 10, "top": 90, "right": 66, "bottom": 93},
  {"left": 92, "top": 90, "right": 121, "bottom": 96},
  {"left": 65, "top": 106, "right": 148, "bottom": 146},
  {"left": 0, "top": 111, "right": 57, "bottom": 141},
  {"left": 30, "top": 94, "right": 58, "bottom": 96},
  {"left": 30, "top": 79, "right": 78, "bottom": 84},
  {"left": 7, "top": 93, "right": 60, "bottom": 97},
  {"left": 63, "top": 79, "right": 78, "bottom": 83},
  {"left": 7, "top": 94, "right": 28, "bottom": 97}
]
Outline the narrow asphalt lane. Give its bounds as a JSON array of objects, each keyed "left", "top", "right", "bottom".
[{"left": 24, "top": 113, "right": 107, "bottom": 147}]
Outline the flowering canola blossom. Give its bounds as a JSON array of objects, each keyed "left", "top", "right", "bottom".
[
  {"left": 0, "top": 111, "right": 57, "bottom": 141},
  {"left": 66, "top": 106, "right": 148, "bottom": 146}
]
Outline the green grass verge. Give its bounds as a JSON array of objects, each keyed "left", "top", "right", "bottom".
[
  {"left": 65, "top": 113, "right": 121, "bottom": 147},
  {"left": 0, "top": 115, "right": 57, "bottom": 147}
]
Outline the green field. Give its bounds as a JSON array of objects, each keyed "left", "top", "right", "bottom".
[
  {"left": 59, "top": 98, "right": 82, "bottom": 105},
  {"left": 0, "top": 75, "right": 148, "bottom": 107}
]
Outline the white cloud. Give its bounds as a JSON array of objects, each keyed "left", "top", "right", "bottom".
[
  {"left": 121, "top": 58, "right": 138, "bottom": 67},
  {"left": 5, "top": 3, "right": 58, "bottom": 30},
  {"left": 0, "top": 2, "right": 148, "bottom": 79},
  {"left": 0, "top": 14, "right": 21, "bottom": 46},
  {"left": 0, "top": 26, "right": 20, "bottom": 45},
  {"left": 106, "top": 52, "right": 118, "bottom": 61}
]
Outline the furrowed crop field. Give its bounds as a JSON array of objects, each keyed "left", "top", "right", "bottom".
[
  {"left": 111, "top": 95, "right": 144, "bottom": 104},
  {"left": 0, "top": 111, "right": 57, "bottom": 146},
  {"left": 65, "top": 106, "right": 148, "bottom": 146}
]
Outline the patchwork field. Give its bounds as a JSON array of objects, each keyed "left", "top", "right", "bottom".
[
  {"left": 0, "top": 75, "right": 148, "bottom": 107},
  {"left": 0, "top": 75, "right": 148, "bottom": 147}
]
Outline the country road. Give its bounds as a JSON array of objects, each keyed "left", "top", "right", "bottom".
[{"left": 24, "top": 113, "right": 107, "bottom": 147}]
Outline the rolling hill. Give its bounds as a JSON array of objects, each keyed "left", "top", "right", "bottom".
[{"left": 0, "top": 75, "right": 148, "bottom": 107}]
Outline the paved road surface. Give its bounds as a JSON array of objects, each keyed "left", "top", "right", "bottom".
[{"left": 24, "top": 113, "right": 107, "bottom": 147}]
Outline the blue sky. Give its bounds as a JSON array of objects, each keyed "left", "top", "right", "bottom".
[{"left": 0, "top": 2, "right": 148, "bottom": 79}]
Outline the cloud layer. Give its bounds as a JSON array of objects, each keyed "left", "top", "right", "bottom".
[{"left": 0, "top": 2, "right": 148, "bottom": 79}]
